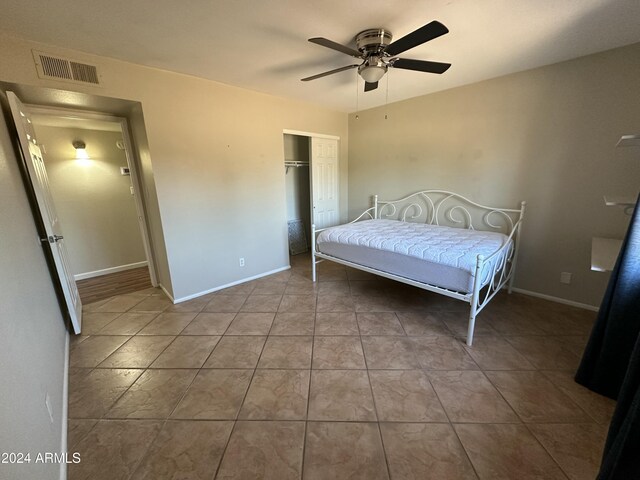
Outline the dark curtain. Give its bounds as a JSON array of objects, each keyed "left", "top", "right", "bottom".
[{"left": 575, "top": 193, "right": 640, "bottom": 480}]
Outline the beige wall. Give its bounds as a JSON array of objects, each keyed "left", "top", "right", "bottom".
[
  {"left": 348, "top": 43, "right": 640, "bottom": 307},
  {"left": 0, "top": 91, "right": 68, "bottom": 480},
  {"left": 0, "top": 32, "right": 349, "bottom": 300},
  {"left": 34, "top": 125, "right": 147, "bottom": 277}
]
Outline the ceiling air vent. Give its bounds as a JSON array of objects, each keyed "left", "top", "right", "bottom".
[{"left": 32, "top": 50, "right": 101, "bottom": 86}]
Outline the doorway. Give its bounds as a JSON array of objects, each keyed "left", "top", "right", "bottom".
[
  {"left": 283, "top": 130, "right": 339, "bottom": 266},
  {"left": 284, "top": 133, "right": 311, "bottom": 259},
  {"left": 29, "top": 108, "right": 157, "bottom": 303},
  {"left": 5, "top": 87, "right": 165, "bottom": 334}
]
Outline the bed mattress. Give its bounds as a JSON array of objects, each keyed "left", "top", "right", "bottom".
[{"left": 316, "top": 219, "right": 510, "bottom": 293}]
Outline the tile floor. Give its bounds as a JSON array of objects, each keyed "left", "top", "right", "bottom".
[{"left": 67, "top": 255, "right": 616, "bottom": 479}]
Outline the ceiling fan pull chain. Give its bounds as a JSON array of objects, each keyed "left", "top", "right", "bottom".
[
  {"left": 385, "top": 71, "right": 389, "bottom": 120},
  {"left": 355, "top": 72, "right": 360, "bottom": 119}
]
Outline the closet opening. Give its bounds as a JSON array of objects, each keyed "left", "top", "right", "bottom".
[
  {"left": 283, "top": 129, "right": 340, "bottom": 268},
  {"left": 284, "top": 133, "right": 311, "bottom": 265}
]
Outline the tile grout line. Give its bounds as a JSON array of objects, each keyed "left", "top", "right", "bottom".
[
  {"left": 482, "top": 368, "right": 592, "bottom": 424},
  {"left": 538, "top": 370, "right": 606, "bottom": 425},
  {"left": 65, "top": 418, "right": 98, "bottom": 455},
  {"left": 95, "top": 309, "right": 187, "bottom": 418},
  {"left": 210, "top": 309, "right": 273, "bottom": 480},
  {"left": 354, "top": 307, "right": 392, "bottom": 480},
  {"left": 163, "top": 308, "right": 245, "bottom": 425},
  {"left": 94, "top": 307, "right": 195, "bottom": 419},
  {"left": 197, "top": 309, "right": 240, "bottom": 368},
  {"left": 521, "top": 422, "right": 573, "bottom": 480},
  {"left": 405, "top": 316, "right": 486, "bottom": 478},
  {"left": 405, "top": 310, "right": 500, "bottom": 479},
  {"left": 125, "top": 418, "right": 168, "bottom": 480},
  {"left": 299, "top": 304, "right": 317, "bottom": 479},
  {"left": 448, "top": 423, "right": 485, "bottom": 480},
  {"left": 424, "top": 369, "right": 484, "bottom": 479},
  {"left": 480, "top": 368, "right": 588, "bottom": 477},
  {"left": 80, "top": 365, "right": 141, "bottom": 422},
  {"left": 94, "top": 309, "right": 162, "bottom": 336}
]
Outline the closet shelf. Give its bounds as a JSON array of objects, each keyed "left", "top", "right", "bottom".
[
  {"left": 284, "top": 160, "right": 309, "bottom": 167},
  {"left": 284, "top": 160, "right": 309, "bottom": 174},
  {"left": 591, "top": 237, "right": 622, "bottom": 272},
  {"left": 604, "top": 195, "right": 637, "bottom": 208},
  {"left": 615, "top": 135, "right": 640, "bottom": 148}
]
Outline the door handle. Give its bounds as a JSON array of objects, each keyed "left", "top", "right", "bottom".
[{"left": 40, "top": 235, "right": 64, "bottom": 244}]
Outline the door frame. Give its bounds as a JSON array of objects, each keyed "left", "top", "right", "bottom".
[
  {"left": 282, "top": 129, "right": 340, "bottom": 232},
  {"left": 27, "top": 104, "right": 159, "bottom": 286},
  {"left": 283, "top": 129, "right": 340, "bottom": 141}
]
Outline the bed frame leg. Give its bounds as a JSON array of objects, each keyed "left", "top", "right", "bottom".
[
  {"left": 311, "top": 223, "right": 317, "bottom": 282},
  {"left": 507, "top": 201, "right": 526, "bottom": 296},
  {"left": 466, "top": 312, "right": 476, "bottom": 347},
  {"left": 467, "top": 254, "right": 483, "bottom": 347},
  {"left": 312, "top": 258, "right": 317, "bottom": 282}
]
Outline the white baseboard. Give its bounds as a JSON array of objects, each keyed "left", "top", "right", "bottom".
[
  {"left": 173, "top": 265, "right": 291, "bottom": 304},
  {"left": 164, "top": 267, "right": 598, "bottom": 311},
  {"left": 510, "top": 287, "right": 599, "bottom": 312},
  {"left": 74, "top": 261, "right": 148, "bottom": 281}
]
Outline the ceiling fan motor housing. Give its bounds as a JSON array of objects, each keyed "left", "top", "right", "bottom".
[
  {"left": 355, "top": 29, "right": 392, "bottom": 82},
  {"left": 355, "top": 29, "right": 392, "bottom": 55}
]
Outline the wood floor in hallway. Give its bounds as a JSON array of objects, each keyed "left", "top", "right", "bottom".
[{"left": 76, "top": 266, "right": 152, "bottom": 304}]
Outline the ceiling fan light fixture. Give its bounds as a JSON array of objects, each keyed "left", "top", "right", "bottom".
[
  {"left": 358, "top": 57, "right": 387, "bottom": 83},
  {"left": 359, "top": 65, "right": 386, "bottom": 83}
]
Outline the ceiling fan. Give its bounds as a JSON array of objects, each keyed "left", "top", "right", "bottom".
[{"left": 301, "top": 21, "right": 451, "bottom": 92}]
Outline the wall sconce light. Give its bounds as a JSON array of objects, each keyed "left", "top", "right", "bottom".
[{"left": 72, "top": 140, "right": 89, "bottom": 160}]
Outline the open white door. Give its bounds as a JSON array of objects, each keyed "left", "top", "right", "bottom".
[
  {"left": 311, "top": 137, "right": 339, "bottom": 229},
  {"left": 7, "top": 92, "right": 82, "bottom": 333}
]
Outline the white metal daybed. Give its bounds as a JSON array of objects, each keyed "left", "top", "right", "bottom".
[{"left": 311, "top": 190, "right": 526, "bottom": 346}]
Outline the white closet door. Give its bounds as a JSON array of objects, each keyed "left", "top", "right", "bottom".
[
  {"left": 7, "top": 92, "right": 83, "bottom": 334},
  {"left": 311, "top": 137, "right": 339, "bottom": 229}
]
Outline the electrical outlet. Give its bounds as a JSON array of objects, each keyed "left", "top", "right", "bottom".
[
  {"left": 45, "top": 393, "right": 54, "bottom": 424},
  {"left": 239, "top": 257, "right": 245, "bottom": 267},
  {"left": 560, "top": 272, "right": 572, "bottom": 284}
]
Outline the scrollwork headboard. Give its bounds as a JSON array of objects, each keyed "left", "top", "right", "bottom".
[{"left": 373, "top": 190, "right": 525, "bottom": 236}]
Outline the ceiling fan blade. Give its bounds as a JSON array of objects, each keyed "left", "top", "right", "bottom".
[
  {"left": 308, "top": 37, "right": 362, "bottom": 58},
  {"left": 364, "top": 81, "right": 378, "bottom": 92},
  {"left": 392, "top": 58, "right": 451, "bottom": 74},
  {"left": 301, "top": 64, "right": 359, "bottom": 82},
  {"left": 385, "top": 21, "right": 449, "bottom": 56}
]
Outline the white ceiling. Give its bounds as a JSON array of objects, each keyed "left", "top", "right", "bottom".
[{"left": 1, "top": 0, "right": 639, "bottom": 112}]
